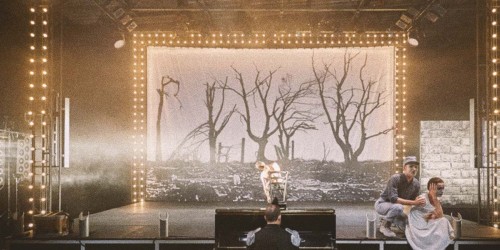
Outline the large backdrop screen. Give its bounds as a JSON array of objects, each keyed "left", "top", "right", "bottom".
[{"left": 146, "top": 47, "right": 395, "bottom": 202}]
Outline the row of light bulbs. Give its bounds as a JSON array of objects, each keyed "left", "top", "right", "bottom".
[
  {"left": 132, "top": 33, "right": 147, "bottom": 203},
  {"left": 490, "top": 4, "right": 499, "bottom": 229},
  {"left": 394, "top": 47, "right": 407, "bottom": 173},
  {"left": 29, "top": 7, "right": 48, "bottom": 13},
  {"left": 26, "top": 4, "right": 51, "bottom": 227},
  {"left": 133, "top": 39, "right": 404, "bottom": 46},
  {"left": 135, "top": 32, "right": 405, "bottom": 38},
  {"left": 131, "top": 31, "right": 408, "bottom": 48}
]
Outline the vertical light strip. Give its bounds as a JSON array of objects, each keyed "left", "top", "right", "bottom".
[
  {"left": 393, "top": 34, "right": 407, "bottom": 173},
  {"left": 27, "top": 4, "right": 37, "bottom": 228},
  {"left": 132, "top": 32, "right": 146, "bottom": 202},
  {"left": 27, "top": 1, "right": 51, "bottom": 227},
  {"left": 40, "top": 4, "right": 49, "bottom": 215},
  {"left": 394, "top": 45, "right": 400, "bottom": 173},
  {"left": 490, "top": 1, "right": 499, "bottom": 228},
  {"left": 132, "top": 32, "right": 139, "bottom": 202},
  {"left": 139, "top": 33, "right": 146, "bottom": 202},
  {"left": 402, "top": 40, "right": 407, "bottom": 169}
]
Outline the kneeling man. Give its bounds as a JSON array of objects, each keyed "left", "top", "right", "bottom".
[{"left": 375, "top": 156, "right": 425, "bottom": 237}]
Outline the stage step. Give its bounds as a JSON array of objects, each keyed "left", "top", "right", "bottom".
[{"left": 6, "top": 238, "right": 500, "bottom": 250}]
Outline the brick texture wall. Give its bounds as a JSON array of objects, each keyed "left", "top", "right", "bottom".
[{"left": 420, "top": 121, "right": 477, "bottom": 205}]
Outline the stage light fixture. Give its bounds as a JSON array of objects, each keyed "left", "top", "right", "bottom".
[
  {"left": 92, "top": 0, "right": 138, "bottom": 37},
  {"left": 114, "top": 33, "right": 126, "bottom": 49},
  {"left": 126, "top": 21, "right": 138, "bottom": 32},
  {"left": 113, "top": 8, "right": 125, "bottom": 19},
  {"left": 407, "top": 30, "right": 419, "bottom": 47},
  {"left": 396, "top": 10, "right": 415, "bottom": 30},
  {"left": 425, "top": 4, "right": 447, "bottom": 23},
  {"left": 120, "top": 14, "right": 132, "bottom": 26}
]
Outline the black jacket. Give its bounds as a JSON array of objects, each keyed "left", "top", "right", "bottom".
[{"left": 247, "top": 224, "right": 299, "bottom": 250}]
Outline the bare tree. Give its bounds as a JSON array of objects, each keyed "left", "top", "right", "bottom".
[
  {"left": 205, "top": 78, "right": 236, "bottom": 164},
  {"left": 168, "top": 122, "right": 208, "bottom": 161},
  {"left": 273, "top": 75, "right": 319, "bottom": 161},
  {"left": 225, "top": 66, "right": 280, "bottom": 161},
  {"left": 312, "top": 51, "right": 393, "bottom": 166},
  {"left": 155, "top": 76, "right": 181, "bottom": 162},
  {"left": 167, "top": 78, "right": 235, "bottom": 163}
]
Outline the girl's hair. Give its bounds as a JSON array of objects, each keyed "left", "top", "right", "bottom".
[
  {"left": 427, "top": 177, "right": 444, "bottom": 190},
  {"left": 255, "top": 161, "right": 266, "bottom": 171}
]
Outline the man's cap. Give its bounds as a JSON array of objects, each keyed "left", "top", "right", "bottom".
[{"left": 403, "top": 156, "right": 419, "bottom": 166}]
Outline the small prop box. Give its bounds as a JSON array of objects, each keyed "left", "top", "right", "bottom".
[{"left": 34, "top": 212, "right": 70, "bottom": 236}]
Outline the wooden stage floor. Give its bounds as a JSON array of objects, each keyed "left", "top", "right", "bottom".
[
  {"left": 83, "top": 201, "right": 499, "bottom": 240},
  {"left": 6, "top": 201, "right": 500, "bottom": 250}
]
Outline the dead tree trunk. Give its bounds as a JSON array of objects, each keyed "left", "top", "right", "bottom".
[
  {"left": 273, "top": 75, "right": 318, "bottom": 161},
  {"left": 224, "top": 66, "right": 280, "bottom": 162},
  {"left": 155, "top": 76, "right": 180, "bottom": 162},
  {"left": 205, "top": 78, "right": 236, "bottom": 164}
]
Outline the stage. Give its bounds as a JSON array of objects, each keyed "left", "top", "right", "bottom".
[{"left": 5, "top": 201, "right": 500, "bottom": 250}]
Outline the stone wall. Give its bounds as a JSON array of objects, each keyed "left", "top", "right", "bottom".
[{"left": 420, "top": 121, "right": 477, "bottom": 205}]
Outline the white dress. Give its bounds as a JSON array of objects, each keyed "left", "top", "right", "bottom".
[
  {"left": 260, "top": 163, "right": 281, "bottom": 203},
  {"left": 405, "top": 193, "right": 455, "bottom": 250}
]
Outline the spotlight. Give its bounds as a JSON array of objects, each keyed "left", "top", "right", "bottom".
[
  {"left": 114, "top": 33, "right": 126, "bottom": 49},
  {"left": 425, "top": 4, "right": 447, "bottom": 23},
  {"left": 126, "top": 21, "right": 138, "bottom": 32},
  {"left": 407, "top": 29, "right": 419, "bottom": 47},
  {"left": 93, "top": 0, "right": 138, "bottom": 35},
  {"left": 396, "top": 14, "right": 413, "bottom": 30},
  {"left": 395, "top": 7, "right": 418, "bottom": 30}
]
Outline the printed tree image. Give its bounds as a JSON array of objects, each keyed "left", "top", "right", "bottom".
[
  {"left": 273, "top": 75, "right": 319, "bottom": 160},
  {"left": 167, "top": 78, "right": 235, "bottom": 163},
  {"left": 205, "top": 78, "right": 236, "bottom": 164},
  {"left": 225, "top": 66, "right": 280, "bottom": 161},
  {"left": 155, "top": 76, "right": 181, "bottom": 162},
  {"left": 169, "top": 78, "right": 236, "bottom": 164},
  {"left": 312, "top": 51, "right": 393, "bottom": 166}
]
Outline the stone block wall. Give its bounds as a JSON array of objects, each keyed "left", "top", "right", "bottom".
[{"left": 420, "top": 121, "right": 477, "bottom": 205}]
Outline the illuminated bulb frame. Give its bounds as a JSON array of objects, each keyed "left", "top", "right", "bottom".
[
  {"left": 394, "top": 45, "right": 407, "bottom": 174},
  {"left": 27, "top": 3, "right": 51, "bottom": 227},
  {"left": 130, "top": 31, "right": 407, "bottom": 202},
  {"left": 490, "top": 2, "right": 500, "bottom": 228},
  {"left": 28, "top": 3, "right": 37, "bottom": 225}
]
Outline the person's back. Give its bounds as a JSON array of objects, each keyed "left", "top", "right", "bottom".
[
  {"left": 249, "top": 224, "right": 297, "bottom": 250},
  {"left": 246, "top": 204, "right": 300, "bottom": 250}
]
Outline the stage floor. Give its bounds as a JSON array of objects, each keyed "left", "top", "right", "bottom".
[{"left": 81, "top": 201, "right": 500, "bottom": 240}]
